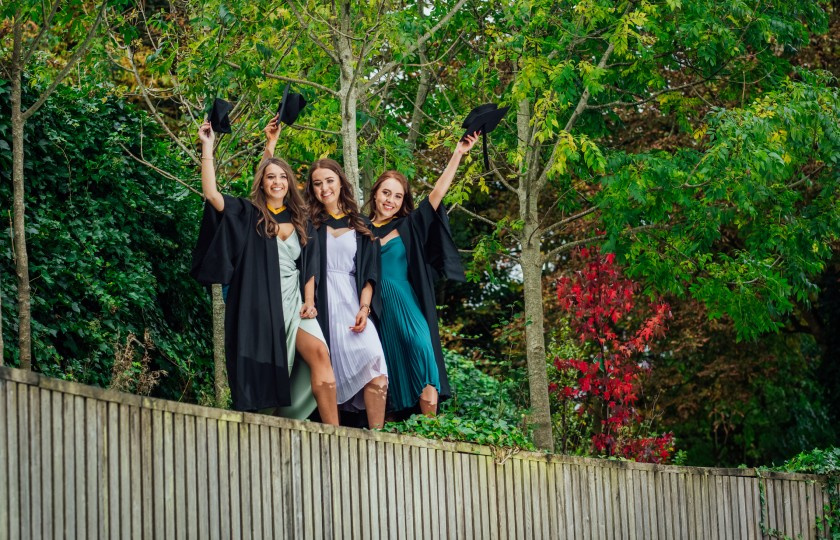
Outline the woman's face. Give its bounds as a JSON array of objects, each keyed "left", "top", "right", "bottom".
[
  {"left": 310, "top": 167, "right": 342, "bottom": 211},
  {"left": 373, "top": 177, "right": 405, "bottom": 221},
  {"left": 261, "top": 163, "right": 289, "bottom": 207}
]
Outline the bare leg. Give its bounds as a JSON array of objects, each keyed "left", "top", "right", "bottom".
[
  {"left": 296, "top": 329, "right": 339, "bottom": 426},
  {"left": 419, "top": 385, "right": 438, "bottom": 416},
  {"left": 363, "top": 375, "right": 388, "bottom": 429}
]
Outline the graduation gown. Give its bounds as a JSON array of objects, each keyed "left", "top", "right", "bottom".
[
  {"left": 313, "top": 215, "right": 381, "bottom": 349},
  {"left": 190, "top": 195, "right": 319, "bottom": 412},
  {"left": 371, "top": 199, "right": 465, "bottom": 400}
]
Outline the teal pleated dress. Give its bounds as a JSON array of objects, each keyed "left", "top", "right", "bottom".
[{"left": 378, "top": 235, "right": 440, "bottom": 411}]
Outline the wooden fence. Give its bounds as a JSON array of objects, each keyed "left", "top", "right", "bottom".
[{"left": 0, "top": 365, "right": 834, "bottom": 539}]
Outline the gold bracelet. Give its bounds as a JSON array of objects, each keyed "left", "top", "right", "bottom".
[
  {"left": 359, "top": 304, "right": 371, "bottom": 315},
  {"left": 201, "top": 157, "right": 214, "bottom": 161}
]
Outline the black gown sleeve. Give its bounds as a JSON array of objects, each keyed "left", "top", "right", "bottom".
[
  {"left": 190, "top": 195, "right": 252, "bottom": 285},
  {"left": 355, "top": 221, "right": 383, "bottom": 317},
  {"left": 408, "top": 198, "right": 466, "bottom": 282}
]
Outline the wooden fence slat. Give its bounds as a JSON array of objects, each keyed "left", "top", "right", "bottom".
[
  {"left": 311, "top": 432, "right": 324, "bottom": 540},
  {"left": 328, "top": 433, "right": 342, "bottom": 540},
  {"left": 216, "top": 420, "right": 230, "bottom": 540},
  {"left": 268, "top": 427, "right": 283, "bottom": 540},
  {"left": 174, "top": 413, "right": 187, "bottom": 540},
  {"left": 71, "top": 396, "right": 85, "bottom": 539},
  {"left": 563, "top": 463, "right": 576, "bottom": 540},
  {"left": 351, "top": 438, "right": 362, "bottom": 540},
  {"left": 205, "top": 418, "right": 223, "bottom": 540},
  {"left": 196, "top": 418, "right": 210, "bottom": 540},
  {"left": 129, "top": 405, "right": 141, "bottom": 540},
  {"left": 0, "top": 381, "right": 8, "bottom": 539},
  {"left": 141, "top": 407, "right": 153, "bottom": 540},
  {"left": 358, "top": 438, "right": 371, "bottom": 540},
  {"left": 479, "top": 455, "right": 491, "bottom": 540},
  {"left": 239, "top": 423, "right": 253, "bottom": 540},
  {"left": 84, "top": 397, "right": 99, "bottom": 540},
  {"left": 17, "top": 384, "right": 31, "bottom": 540},
  {"left": 300, "top": 426, "right": 314, "bottom": 538},
  {"left": 511, "top": 458, "right": 523, "bottom": 540},
  {"left": 783, "top": 479, "right": 795, "bottom": 537},
  {"left": 468, "top": 453, "right": 481, "bottom": 539},
  {"left": 107, "top": 402, "right": 119, "bottom": 540},
  {"left": 247, "top": 421, "right": 262, "bottom": 540},
  {"left": 259, "top": 424, "right": 272, "bottom": 539},
  {"left": 413, "top": 445, "right": 425, "bottom": 540},
  {"left": 27, "top": 387, "right": 41, "bottom": 540},
  {"left": 185, "top": 415, "right": 199, "bottom": 540},
  {"left": 62, "top": 393, "right": 76, "bottom": 540},
  {"left": 436, "top": 448, "right": 448, "bottom": 540},
  {"left": 216, "top": 420, "right": 235, "bottom": 540},
  {"left": 228, "top": 420, "right": 241, "bottom": 539},
  {"left": 151, "top": 409, "right": 165, "bottom": 540},
  {"left": 596, "top": 464, "right": 607, "bottom": 540},
  {"left": 375, "top": 440, "right": 388, "bottom": 540},
  {"left": 301, "top": 430, "right": 313, "bottom": 540},
  {"left": 162, "top": 412, "right": 176, "bottom": 539},
  {"left": 117, "top": 403, "right": 131, "bottom": 540}
]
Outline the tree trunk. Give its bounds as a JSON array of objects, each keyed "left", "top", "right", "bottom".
[
  {"left": 211, "top": 284, "right": 228, "bottom": 407},
  {"left": 407, "top": 0, "right": 431, "bottom": 152},
  {"left": 11, "top": 17, "right": 32, "bottom": 371},
  {"left": 336, "top": 3, "right": 361, "bottom": 200},
  {"left": 520, "top": 227, "right": 554, "bottom": 452}
]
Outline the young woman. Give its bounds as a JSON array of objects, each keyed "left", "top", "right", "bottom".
[
  {"left": 191, "top": 121, "right": 339, "bottom": 425},
  {"left": 367, "top": 133, "right": 478, "bottom": 416},
  {"left": 304, "top": 159, "right": 389, "bottom": 429}
]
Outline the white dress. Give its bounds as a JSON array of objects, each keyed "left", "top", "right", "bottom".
[{"left": 326, "top": 230, "right": 388, "bottom": 410}]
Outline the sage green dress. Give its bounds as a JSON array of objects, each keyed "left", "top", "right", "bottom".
[{"left": 273, "top": 231, "right": 328, "bottom": 419}]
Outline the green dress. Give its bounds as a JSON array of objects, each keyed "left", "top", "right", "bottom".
[{"left": 378, "top": 235, "right": 440, "bottom": 411}]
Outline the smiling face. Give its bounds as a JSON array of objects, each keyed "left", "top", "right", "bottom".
[
  {"left": 373, "top": 177, "right": 405, "bottom": 222},
  {"left": 309, "top": 167, "right": 342, "bottom": 213},
  {"left": 260, "top": 163, "right": 289, "bottom": 208}
]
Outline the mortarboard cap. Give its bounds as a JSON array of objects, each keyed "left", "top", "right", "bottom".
[
  {"left": 461, "top": 103, "right": 510, "bottom": 171},
  {"left": 276, "top": 83, "right": 307, "bottom": 126},
  {"left": 208, "top": 98, "right": 233, "bottom": 134}
]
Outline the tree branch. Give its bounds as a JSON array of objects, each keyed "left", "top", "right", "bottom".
[
  {"left": 20, "top": 0, "right": 61, "bottom": 66},
  {"left": 450, "top": 204, "right": 497, "bottom": 228},
  {"left": 542, "top": 223, "right": 667, "bottom": 262},
  {"left": 543, "top": 206, "right": 598, "bottom": 236},
  {"left": 122, "top": 42, "right": 198, "bottom": 165},
  {"left": 21, "top": 1, "right": 107, "bottom": 122},
  {"left": 286, "top": 0, "right": 340, "bottom": 63},
  {"left": 119, "top": 143, "right": 202, "bottom": 197},
  {"left": 223, "top": 60, "right": 339, "bottom": 97},
  {"left": 360, "top": 0, "right": 469, "bottom": 93}
]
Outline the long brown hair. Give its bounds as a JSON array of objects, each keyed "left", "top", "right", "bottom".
[
  {"left": 250, "top": 157, "right": 308, "bottom": 246},
  {"left": 305, "top": 158, "right": 375, "bottom": 240},
  {"left": 366, "top": 170, "right": 414, "bottom": 220}
]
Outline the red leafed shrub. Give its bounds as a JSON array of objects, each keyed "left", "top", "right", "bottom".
[{"left": 554, "top": 247, "right": 675, "bottom": 463}]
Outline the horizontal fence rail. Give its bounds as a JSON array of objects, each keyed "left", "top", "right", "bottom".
[{"left": 0, "top": 365, "right": 834, "bottom": 539}]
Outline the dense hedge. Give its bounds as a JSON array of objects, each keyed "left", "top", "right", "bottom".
[{"left": 0, "top": 79, "right": 215, "bottom": 403}]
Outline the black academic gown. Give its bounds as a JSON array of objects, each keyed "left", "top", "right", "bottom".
[
  {"left": 371, "top": 199, "right": 465, "bottom": 400},
  {"left": 313, "top": 215, "right": 381, "bottom": 349},
  {"left": 190, "top": 195, "right": 319, "bottom": 412}
]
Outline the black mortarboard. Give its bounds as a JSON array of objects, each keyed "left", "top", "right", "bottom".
[
  {"left": 461, "top": 103, "right": 510, "bottom": 171},
  {"left": 208, "top": 98, "right": 233, "bottom": 134},
  {"left": 276, "top": 83, "right": 307, "bottom": 126}
]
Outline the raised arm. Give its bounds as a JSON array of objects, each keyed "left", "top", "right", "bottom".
[
  {"left": 199, "top": 122, "right": 225, "bottom": 212},
  {"left": 263, "top": 115, "right": 281, "bottom": 160},
  {"left": 427, "top": 132, "right": 479, "bottom": 210}
]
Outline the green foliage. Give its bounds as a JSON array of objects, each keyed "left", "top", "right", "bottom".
[
  {"left": 602, "top": 74, "right": 840, "bottom": 340},
  {"left": 0, "top": 78, "right": 214, "bottom": 401},
  {"left": 776, "top": 448, "right": 840, "bottom": 539},
  {"left": 384, "top": 349, "right": 534, "bottom": 451}
]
